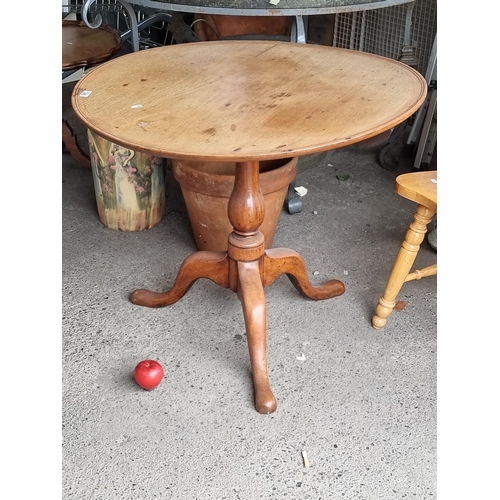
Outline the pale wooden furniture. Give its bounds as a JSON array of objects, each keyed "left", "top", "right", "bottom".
[
  {"left": 372, "top": 170, "right": 437, "bottom": 330},
  {"left": 72, "top": 40, "right": 427, "bottom": 413}
]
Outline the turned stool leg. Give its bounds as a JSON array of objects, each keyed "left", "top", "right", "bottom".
[{"left": 372, "top": 204, "right": 435, "bottom": 329}]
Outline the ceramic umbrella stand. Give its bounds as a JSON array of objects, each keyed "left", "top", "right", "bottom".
[
  {"left": 173, "top": 157, "right": 298, "bottom": 252},
  {"left": 87, "top": 129, "right": 166, "bottom": 231}
]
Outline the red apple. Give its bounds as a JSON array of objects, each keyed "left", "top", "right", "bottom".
[{"left": 134, "top": 360, "right": 164, "bottom": 390}]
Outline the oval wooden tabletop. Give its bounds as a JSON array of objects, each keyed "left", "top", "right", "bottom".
[{"left": 72, "top": 40, "right": 427, "bottom": 162}]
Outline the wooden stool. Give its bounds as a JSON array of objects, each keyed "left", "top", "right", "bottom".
[
  {"left": 372, "top": 170, "right": 437, "bottom": 329},
  {"left": 62, "top": 20, "right": 123, "bottom": 168}
]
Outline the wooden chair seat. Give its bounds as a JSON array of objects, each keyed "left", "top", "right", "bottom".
[{"left": 372, "top": 170, "right": 437, "bottom": 329}]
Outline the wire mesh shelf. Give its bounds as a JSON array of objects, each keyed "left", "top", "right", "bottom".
[
  {"left": 62, "top": 0, "right": 125, "bottom": 14},
  {"left": 307, "top": 0, "right": 436, "bottom": 76}
]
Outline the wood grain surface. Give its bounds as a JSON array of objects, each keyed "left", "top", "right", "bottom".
[{"left": 72, "top": 40, "right": 427, "bottom": 162}]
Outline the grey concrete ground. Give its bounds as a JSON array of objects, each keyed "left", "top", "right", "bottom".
[{"left": 62, "top": 81, "right": 436, "bottom": 499}]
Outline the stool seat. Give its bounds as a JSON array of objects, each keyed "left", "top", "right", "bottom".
[
  {"left": 372, "top": 170, "right": 437, "bottom": 329},
  {"left": 63, "top": 20, "right": 123, "bottom": 70},
  {"left": 396, "top": 171, "right": 437, "bottom": 213}
]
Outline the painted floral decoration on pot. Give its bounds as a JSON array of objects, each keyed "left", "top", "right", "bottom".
[{"left": 87, "top": 129, "right": 166, "bottom": 231}]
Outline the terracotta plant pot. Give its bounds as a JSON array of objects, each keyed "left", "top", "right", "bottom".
[
  {"left": 193, "top": 14, "right": 290, "bottom": 42},
  {"left": 173, "top": 158, "right": 298, "bottom": 252}
]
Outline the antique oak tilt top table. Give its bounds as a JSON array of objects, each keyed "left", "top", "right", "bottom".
[{"left": 72, "top": 41, "right": 427, "bottom": 414}]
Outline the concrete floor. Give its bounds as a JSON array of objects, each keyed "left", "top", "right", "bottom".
[{"left": 62, "top": 80, "right": 437, "bottom": 499}]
